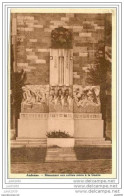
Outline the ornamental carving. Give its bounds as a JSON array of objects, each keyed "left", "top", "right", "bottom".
[
  {"left": 51, "top": 27, "right": 72, "bottom": 49},
  {"left": 49, "top": 86, "right": 73, "bottom": 112},
  {"left": 21, "top": 85, "right": 101, "bottom": 113},
  {"left": 73, "top": 85, "right": 101, "bottom": 113},
  {"left": 21, "top": 85, "right": 49, "bottom": 113}
]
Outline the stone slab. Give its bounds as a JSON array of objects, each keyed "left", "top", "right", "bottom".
[
  {"left": 47, "top": 138, "right": 75, "bottom": 147},
  {"left": 11, "top": 138, "right": 47, "bottom": 148},
  {"left": 45, "top": 147, "right": 77, "bottom": 162},
  {"left": 74, "top": 119, "right": 104, "bottom": 138},
  {"left": 18, "top": 119, "right": 47, "bottom": 138}
]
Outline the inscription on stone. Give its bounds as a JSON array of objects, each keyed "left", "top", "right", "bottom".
[{"left": 20, "top": 113, "right": 102, "bottom": 120}]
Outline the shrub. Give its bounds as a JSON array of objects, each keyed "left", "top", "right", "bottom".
[{"left": 46, "top": 130, "right": 73, "bottom": 138}]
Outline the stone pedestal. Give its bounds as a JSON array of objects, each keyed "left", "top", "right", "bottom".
[
  {"left": 48, "top": 113, "right": 74, "bottom": 137},
  {"left": 17, "top": 112, "right": 104, "bottom": 140},
  {"left": 17, "top": 113, "right": 48, "bottom": 138},
  {"left": 74, "top": 113, "right": 103, "bottom": 137},
  {"left": 17, "top": 113, "right": 74, "bottom": 139},
  {"left": 74, "top": 119, "right": 104, "bottom": 138}
]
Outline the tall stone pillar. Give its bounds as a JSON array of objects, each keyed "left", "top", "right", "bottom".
[
  {"left": 48, "top": 48, "right": 74, "bottom": 137},
  {"left": 50, "top": 49, "right": 73, "bottom": 86}
]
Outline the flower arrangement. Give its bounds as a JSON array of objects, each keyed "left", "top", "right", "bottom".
[{"left": 46, "top": 130, "right": 73, "bottom": 138}]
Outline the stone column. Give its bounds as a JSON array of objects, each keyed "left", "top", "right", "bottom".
[
  {"left": 50, "top": 49, "right": 59, "bottom": 86},
  {"left": 69, "top": 49, "right": 73, "bottom": 85},
  {"left": 50, "top": 49, "right": 73, "bottom": 86}
]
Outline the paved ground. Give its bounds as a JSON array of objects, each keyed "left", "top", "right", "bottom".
[{"left": 11, "top": 147, "right": 112, "bottom": 174}]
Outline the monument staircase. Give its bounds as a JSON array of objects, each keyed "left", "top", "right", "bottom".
[{"left": 11, "top": 138, "right": 47, "bottom": 148}]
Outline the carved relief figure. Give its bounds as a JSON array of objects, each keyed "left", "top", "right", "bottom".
[
  {"left": 73, "top": 85, "right": 101, "bottom": 113},
  {"left": 21, "top": 85, "right": 49, "bottom": 113},
  {"left": 49, "top": 86, "right": 73, "bottom": 112}
]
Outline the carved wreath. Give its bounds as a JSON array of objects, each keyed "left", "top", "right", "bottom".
[{"left": 51, "top": 27, "right": 72, "bottom": 49}]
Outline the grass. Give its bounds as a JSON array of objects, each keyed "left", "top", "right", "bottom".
[
  {"left": 11, "top": 147, "right": 46, "bottom": 163},
  {"left": 11, "top": 147, "right": 112, "bottom": 163},
  {"left": 11, "top": 147, "right": 112, "bottom": 174},
  {"left": 74, "top": 147, "right": 112, "bottom": 160}
]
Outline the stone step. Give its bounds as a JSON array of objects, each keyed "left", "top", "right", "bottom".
[
  {"left": 11, "top": 140, "right": 46, "bottom": 144},
  {"left": 75, "top": 141, "right": 111, "bottom": 144},
  {"left": 75, "top": 137, "right": 105, "bottom": 141},
  {"left": 26, "top": 143, "right": 47, "bottom": 147},
  {"left": 11, "top": 138, "right": 47, "bottom": 148},
  {"left": 11, "top": 143, "right": 47, "bottom": 148},
  {"left": 45, "top": 147, "right": 77, "bottom": 162},
  {"left": 75, "top": 139, "right": 112, "bottom": 147},
  {"left": 16, "top": 138, "right": 46, "bottom": 142},
  {"left": 75, "top": 145, "right": 112, "bottom": 148},
  {"left": 11, "top": 142, "right": 47, "bottom": 145},
  {"left": 47, "top": 148, "right": 75, "bottom": 152},
  {"left": 45, "top": 157, "right": 77, "bottom": 162}
]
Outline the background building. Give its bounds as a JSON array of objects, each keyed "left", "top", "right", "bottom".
[{"left": 10, "top": 13, "right": 112, "bottom": 145}]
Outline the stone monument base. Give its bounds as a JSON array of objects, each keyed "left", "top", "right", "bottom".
[
  {"left": 74, "top": 119, "right": 104, "bottom": 138},
  {"left": 16, "top": 112, "right": 110, "bottom": 147},
  {"left": 48, "top": 113, "right": 74, "bottom": 136},
  {"left": 17, "top": 113, "right": 48, "bottom": 138}
]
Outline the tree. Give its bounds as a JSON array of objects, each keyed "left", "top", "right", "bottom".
[
  {"left": 87, "top": 41, "right": 111, "bottom": 137},
  {"left": 11, "top": 69, "right": 27, "bottom": 133}
]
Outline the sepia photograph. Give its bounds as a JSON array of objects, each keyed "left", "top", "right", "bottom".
[{"left": 10, "top": 9, "right": 113, "bottom": 175}]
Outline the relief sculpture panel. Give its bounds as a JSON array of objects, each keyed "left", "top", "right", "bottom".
[
  {"left": 73, "top": 85, "right": 101, "bottom": 113},
  {"left": 21, "top": 85, "right": 49, "bottom": 113},
  {"left": 21, "top": 85, "right": 101, "bottom": 113},
  {"left": 49, "top": 86, "right": 73, "bottom": 112}
]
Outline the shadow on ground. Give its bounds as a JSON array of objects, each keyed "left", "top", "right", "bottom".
[
  {"left": 74, "top": 147, "right": 112, "bottom": 160},
  {"left": 11, "top": 147, "right": 112, "bottom": 163},
  {"left": 11, "top": 147, "right": 46, "bottom": 163}
]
